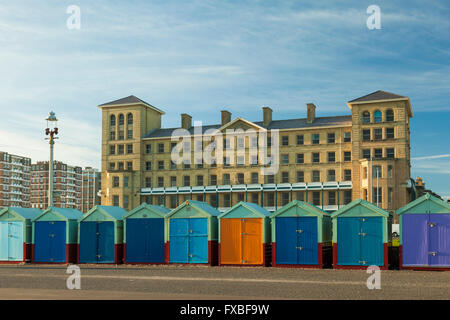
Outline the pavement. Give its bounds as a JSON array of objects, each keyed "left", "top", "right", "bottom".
[{"left": 0, "top": 264, "right": 449, "bottom": 300}]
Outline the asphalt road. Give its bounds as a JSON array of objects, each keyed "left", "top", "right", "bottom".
[{"left": 0, "top": 264, "right": 449, "bottom": 300}]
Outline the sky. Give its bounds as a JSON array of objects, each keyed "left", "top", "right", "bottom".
[{"left": 0, "top": 0, "right": 449, "bottom": 198}]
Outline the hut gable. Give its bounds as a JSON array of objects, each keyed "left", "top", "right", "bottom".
[
  {"left": 219, "top": 202, "right": 271, "bottom": 219},
  {"left": 0, "top": 208, "right": 41, "bottom": 221},
  {"left": 125, "top": 203, "right": 170, "bottom": 219},
  {"left": 397, "top": 193, "right": 450, "bottom": 215},
  {"left": 167, "top": 200, "right": 220, "bottom": 219},
  {"left": 33, "top": 207, "right": 83, "bottom": 222},
  {"left": 81, "top": 205, "right": 127, "bottom": 222},
  {"left": 331, "top": 199, "right": 391, "bottom": 218},
  {"left": 270, "top": 200, "right": 328, "bottom": 218}
]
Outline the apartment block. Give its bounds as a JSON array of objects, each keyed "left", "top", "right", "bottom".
[
  {"left": 0, "top": 151, "right": 31, "bottom": 207},
  {"left": 81, "top": 167, "right": 101, "bottom": 213}
]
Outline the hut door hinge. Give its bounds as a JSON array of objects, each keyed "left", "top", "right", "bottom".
[
  {"left": 428, "top": 223, "right": 436, "bottom": 228},
  {"left": 296, "top": 247, "right": 303, "bottom": 251},
  {"left": 358, "top": 232, "right": 366, "bottom": 236},
  {"left": 359, "top": 260, "right": 367, "bottom": 265},
  {"left": 296, "top": 230, "right": 303, "bottom": 234},
  {"left": 429, "top": 252, "right": 437, "bottom": 256}
]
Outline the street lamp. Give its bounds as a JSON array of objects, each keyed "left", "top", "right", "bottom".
[{"left": 45, "top": 111, "right": 58, "bottom": 208}]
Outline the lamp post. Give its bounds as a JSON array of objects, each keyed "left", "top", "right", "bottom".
[{"left": 45, "top": 111, "right": 58, "bottom": 208}]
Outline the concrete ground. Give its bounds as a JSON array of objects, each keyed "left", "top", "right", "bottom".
[{"left": 0, "top": 264, "right": 449, "bottom": 300}]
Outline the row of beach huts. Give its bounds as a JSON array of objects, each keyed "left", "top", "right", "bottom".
[{"left": 0, "top": 193, "right": 449, "bottom": 270}]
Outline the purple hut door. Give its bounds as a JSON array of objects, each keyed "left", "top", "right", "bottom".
[
  {"left": 428, "top": 214, "right": 450, "bottom": 266},
  {"left": 402, "top": 214, "right": 429, "bottom": 266}
]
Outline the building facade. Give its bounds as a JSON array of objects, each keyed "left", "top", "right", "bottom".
[
  {"left": 81, "top": 167, "right": 101, "bottom": 213},
  {"left": 99, "top": 91, "right": 413, "bottom": 221},
  {"left": 0, "top": 151, "right": 31, "bottom": 208}
]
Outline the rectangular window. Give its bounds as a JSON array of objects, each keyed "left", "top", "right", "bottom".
[
  {"left": 297, "top": 135, "right": 304, "bottom": 145},
  {"left": 145, "top": 161, "right": 152, "bottom": 171},
  {"left": 237, "top": 193, "right": 244, "bottom": 202},
  {"left": 127, "top": 162, "right": 132, "bottom": 171},
  {"left": 281, "top": 136, "right": 289, "bottom": 146},
  {"left": 250, "top": 155, "right": 258, "bottom": 165},
  {"left": 237, "top": 156, "right": 245, "bottom": 166},
  {"left": 210, "top": 158, "right": 217, "bottom": 168},
  {"left": 146, "top": 144, "right": 152, "bottom": 154},
  {"left": 113, "top": 177, "right": 119, "bottom": 187},
  {"left": 328, "top": 170, "right": 335, "bottom": 182},
  {"left": 386, "top": 148, "right": 395, "bottom": 159},
  {"left": 118, "top": 162, "right": 124, "bottom": 171},
  {"left": 110, "top": 131, "right": 116, "bottom": 140},
  {"left": 210, "top": 194, "right": 217, "bottom": 208},
  {"left": 127, "top": 129, "right": 133, "bottom": 139},
  {"left": 210, "top": 175, "right": 217, "bottom": 185},
  {"left": 344, "top": 190, "right": 352, "bottom": 204},
  {"left": 126, "top": 144, "right": 133, "bottom": 154},
  {"left": 328, "top": 152, "right": 335, "bottom": 163},
  {"left": 170, "top": 196, "right": 177, "bottom": 208},
  {"left": 296, "top": 191, "right": 305, "bottom": 201},
  {"left": 196, "top": 161, "right": 203, "bottom": 169},
  {"left": 296, "top": 153, "right": 304, "bottom": 164},
  {"left": 158, "top": 143, "right": 164, "bottom": 153},
  {"left": 312, "top": 191, "right": 320, "bottom": 206},
  {"left": 224, "top": 194, "right": 231, "bottom": 207},
  {"left": 170, "top": 161, "right": 177, "bottom": 170},
  {"left": 157, "top": 177, "right": 164, "bottom": 187},
  {"left": 344, "top": 169, "right": 352, "bottom": 181},
  {"left": 373, "top": 165, "right": 382, "bottom": 178},
  {"left": 267, "top": 193, "right": 275, "bottom": 206},
  {"left": 237, "top": 138, "right": 244, "bottom": 148},
  {"left": 224, "top": 157, "right": 230, "bottom": 167},
  {"left": 113, "top": 195, "right": 119, "bottom": 207},
  {"left": 251, "top": 172, "right": 258, "bottom": 184},
  {"left": 344, "top": 151, "right": 351, "bottom": 162},
  {"left": 281, "top": 154, "right": 289, "bottom": 164},
  {"left": 363, "top": 129, "right": 371, "bottom": 141},
  {"left": 170, "top": 176, "right": 177, "bottom": 187},
  {"left": 374, "top": 149, "right": 383, "bottom": 159},
  {"left": 183, "top": 176, "right": 190, "bottom": 187},
  {"left": 237, "top": 173, "right": 244, "bottom": 184},
  {"left": 123, "top": 177, "right": 129, "bottom": 187},
  {"left": 282, "top": 172, "right": 289, "bottom": 183},
  {"left": 297, "top": 171, "right": 304, "bottom": 182},
  {"left": 373, "top": 187, "right": 382, "bottom": 205},
  {"left": 328, "top": 191, "right": 336, "bottom": 205},
  {"left": 344, "top": 132, "right": 351, "bottom": 142},
  {"left": 362, "top": 149, "right": 371, "bottom": 159},
  {"left": 327, "top": 133, "right": 335, "bottom": 144},
  {"left": 109, "top": 162, "right": 115, "bottom": 171},
  {"left": 196, "top": 175, "right": 203, "bottom": 186},
  {"left": 109, "top": 145, "right": 115, "bottom": 155},
  {"left": 282, "top": 193, "right": 289, "bottom": 205},
  {"left": 251, "top": 193, "right": 259, "bottom": 204},
  {"left": 266, "top": 174, "right": 275, "bottom": 184},
  {"left": 387, "top": 165, "right": 393, "bottom": 178},
  {"left": 312, "top": 134, "right": 320, "bottom": 145},
  {"left": 223, "top": 174, "right": 230, "bottom": 185},
  {"left": 386, "top": 128, "right": 394, "bottom": 139},
  {"left": 184, "top": 162, "right": 191, "bottom": 169},
  {"left": 118, "top": 145, "right": 124, "bottom": 155},
  {"left": 388, "top": 187, "right": 393, "bottom": 207},
  {"left": 374, "top": 128, "right": 382, "bottom": 140},
  {"left": 118, "top": 131, "right": 124, "bottom": 140},
  {"left": 312, "top": 153, "right": 320, "bottom": 163},
  {"left": 312, "top": 170, "right": 320, "bottom": 182}
]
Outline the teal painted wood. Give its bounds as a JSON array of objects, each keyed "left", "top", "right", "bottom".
[
  {"left": 337, "top": 218, "right": 361, "bottom": 265},
  {"left": 7, "top": 222, "right": 23, "bottom": 261},
  {"left": 0, "top": 222, "right": 9, "bottom": 261},
  {"left": 0, "top": 208, "right": 41, "bottom": 245}
]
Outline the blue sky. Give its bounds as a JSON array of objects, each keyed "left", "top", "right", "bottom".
[{"left": 0, "top": 1, "right": 449, "bottom": 197}]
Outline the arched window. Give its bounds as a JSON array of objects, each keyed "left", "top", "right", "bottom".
[
  {"left": 362, "top": 111, "right": 370, "bottom": 123},
  {"left": 110, "top": 114, "right": 116, "bottom": 126},
  {"left": 127, "top": 113, "right": 133, "bottom": 125},
  {"left": 118, "top": 114, "right": 124, "bottom": 126},
  {"left": 386, "top": 109, "right": 394, "bottom": 122},
  {"left": 374, "top": 110, "right": 382, "bottom": 123}
]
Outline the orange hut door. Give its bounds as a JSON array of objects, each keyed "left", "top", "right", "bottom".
[
  {"left": 220, "top": 219, "right": 242, "bottom": 264},
  {"left": 241, "top": 218, "right": 263, "bottom": 265}
]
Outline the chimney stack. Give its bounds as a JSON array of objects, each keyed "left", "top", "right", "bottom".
[
  {"left": 306, "top": 103, "right": 316, "bottom": 124},
  {"left": 181, "top": 113, "right": 192, "bottom": 129},
  {"left": 221, "top": 110, "right": 231, "bottom": 126},
  {"left": 263, "top": 106, "right": 273, "bottom": 126}
]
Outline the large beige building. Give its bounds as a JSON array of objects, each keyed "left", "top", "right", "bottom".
[{"left": 98, "top": 90, "right": 413, "bottom": 221}]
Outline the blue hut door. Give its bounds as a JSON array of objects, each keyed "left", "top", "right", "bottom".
[
  {"left": 8, "top": 222, "right": 24, "bottom": 261},
  {"left": 360, "top": 217, "right": 383, "bottom": 266},
  {"left": 297, "top": 217, "right": 318, "bottom": 265},
  {"left": 126, "top": 218, "right": 164, "bottom": 263},
  {"left": 337, "top": 218, "right": 361, "bottom": 265},
  {"left": 97, "top": 222, "right": 115, "bottom": 263},
  {"left": 275, "top": 217, "right": 297, "bottom": 264},
  {"left": 170, "top": 218, "right": 208, "bottom": 263},
  {"left": 0, "top": 222, "right": 22, "bottom": 261},
  {"left": 189, "top": 218, "right": 208, "bottom": 263},
  {"left": 34, "top": 221, "right": 66, "bottom": 263},
  {"left": 80, "top": 222, "right": 97, "bottom": 263},
  {"left": 0, "top": 222, "right": 8, "bottom": 260},
  {"left": 169, "top": 219, "right": 189, "bottom": 263},
  {"left": 428, "top": 214, "right": 450, "bottom": 266},
  {"left": 402, "top": 214, "right": 429, "bottom": 266}
]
